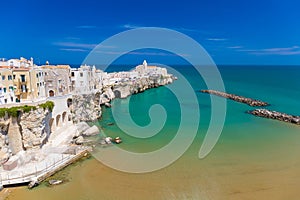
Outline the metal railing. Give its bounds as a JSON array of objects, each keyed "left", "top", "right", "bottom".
[{"left": 0, "top": 153, "right": 73, "bottom": 186}]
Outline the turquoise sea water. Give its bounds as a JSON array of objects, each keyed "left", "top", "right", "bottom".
[{"left": 8, "top": 65, "right": 300, "bottom": 200}]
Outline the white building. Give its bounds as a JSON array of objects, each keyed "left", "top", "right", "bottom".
[
  {"left": 2, "top": 57, "right": 34, "bottom": 68},
  {"left": 71, "top": 65, "right": 100, "bottom": 94},
  {"left": 134, "top": 60, "right": 168, "bottom": 77},
  {"left": 0, "top": 68, "right": 16, "bottom": 105},
  {"left": 34, "top": 68, "right": 47, "bottom": 100},
  {"left": 96, "top": 70, "right": 108, "bottom": 87}
]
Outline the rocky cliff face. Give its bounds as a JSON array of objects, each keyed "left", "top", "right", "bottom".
[
  {"left": 113, "top": 75, "right": 174, "bottom": 99},
  {"left": 72, "top": 93, "right": 102, "bottom": 123},
  {"left": 100, "top": 87, "right": 115, "bottom": 104},
  {"left": 0, "top": 108, "right": 52, "bottom": 164},
  {"left": 71, "top": 75, "right": 175, "bottom": 122},
  {"left": 0, "top": 119, "right": 11, "bottom": 164},
  {"left": 20, "top": 108, "right": 51, "bottom": 150}
]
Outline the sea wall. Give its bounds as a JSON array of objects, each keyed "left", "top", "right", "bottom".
[
  {"left": 201, "top": 90, "right": 269, "bottom": 107},
  {"left": 249, "top": 109, "right": 300, "bottom": 125}
]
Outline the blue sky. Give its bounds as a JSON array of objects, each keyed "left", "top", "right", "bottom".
[{"left": 1, "top": 0, "right": 300, "bottom": 65}]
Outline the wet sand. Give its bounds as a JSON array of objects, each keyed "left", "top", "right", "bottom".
[{"left": 5, "top": 122, "right": 300, "bottom": 200}]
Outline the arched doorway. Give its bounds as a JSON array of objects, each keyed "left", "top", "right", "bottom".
[
  {"left": 49, "top": 118, "right": 55, "bottom": 132},
  {"left": 62, "top": 112, "right": 67, "bottom": 123},
  {"left": 56, "top": 114, "right": 61, "bottom": 127},
  {"left": 49, "top": 90, "right": 55, "bottom": 97}
]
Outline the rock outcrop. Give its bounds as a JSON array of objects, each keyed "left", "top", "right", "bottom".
[
  {"left": 100, "top": 87, "right": 115, "bottom": 104},
  {"left": 72, "top": 74, "right": 175, "bottom": 122},
  {"left": 72, "top": 122, "right": 100, "bottom": 144},
  {"left": 112, "top": 75, "right": 174, "bottom": 99},
  {"left": 82, "top": 125, "right": 99, "bottom": 136},
  {"left": 0, "top": 107, "right": 52, "bottom": 164},
  {"left": 75, "top": 122, "right": 92, "bottom": 135},
  {"left": 201, "top": 90, "right": 269, "bottom": 107},
  {"left": 249, "top": 109, "right": 300, "bottom": 125},
  {"left": 20, "top": 108, "right": 51, "bottom": 150},
  {"left": 7, "top": 117, "right": 23, "bottom": 155},
  {"left": 0, "top": 119, "right": 11, "bottom": 164},
  {"left": 72, "top": 93, "right": 102, "bottom": 123}
]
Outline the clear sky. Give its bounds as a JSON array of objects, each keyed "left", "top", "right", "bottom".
[{"left": 1, "top": 0, "right": 300, "bottom": 65}]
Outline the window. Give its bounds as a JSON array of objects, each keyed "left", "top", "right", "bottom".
[
  {"left": 10, "top": 97, "right": 13, "bottom": 102},
  {"left": 4, "top": 99, "right": 7, "bottom": 103},
  {"left": 2, "top": 75, "right": 5, "bottom": 80},
  {"left": 20, "top": 75, "right": 26, "bottom": 82},
  {"left": 13, "top": 75, "right": 16, "bottom": 79},
  {"left": 36, "top": 74, "right": 39, "bottom": 78},
  {"left": 8, "top": 75, "right": 12, "bottom": 80},
  {"left": 9, "top": 86, "right": 13, "bottom": 91},
  {"left": 80, "top": 72, "right": 83, "bottom": 77},
  {"left": 71, "top": 72, "right": 75, "bottom": 77},
  {"left": 3, "top": 87, "right": 6, "bottom": 93},
  {"left": 21, "top": 85, "right": 27, "bottom": 92},
  {"left": 37, "top": 83, "right": 39, "bottom": 87}
]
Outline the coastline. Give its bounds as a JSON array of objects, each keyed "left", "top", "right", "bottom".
[
  {"left": 2, "top": 65, "right": 300, "bottom": 200},
  {"left": 0, "top": 62, "right": 176, "bottom": 193}
]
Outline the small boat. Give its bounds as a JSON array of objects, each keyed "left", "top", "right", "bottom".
[
  {"left": 114, "top": 137, "right": 122, "bottom": 144},
  {"left": 104, "top": 137, "right": 112, "bottom": 144},
  {"left": 48, "top": 179, "right": 63, "bottom": 185}
]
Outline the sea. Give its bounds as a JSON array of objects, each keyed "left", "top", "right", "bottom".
[{"left": 5, "top": 65, "right": 300, "bottom": 200}]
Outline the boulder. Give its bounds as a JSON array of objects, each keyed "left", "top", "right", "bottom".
[
  {"left": 75, "top": 136, "right": 84, "bottom": 145},
  {"left": 75, "top": 122, "right": 90, "bottom": 134},
  {"left": 82, "top": 125, "right": 99, "bottom": 137}
]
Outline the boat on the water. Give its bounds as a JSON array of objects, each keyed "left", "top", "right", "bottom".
[{"left": 114, "top": 137, "right": 122, "bottom": 144}]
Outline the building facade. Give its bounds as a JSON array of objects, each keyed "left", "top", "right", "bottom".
[
  {"left": 0, "top": 68, "right": 16, "bottom": 104},
  {"left": 42, "top": 65, "right": 72, "bottom": 97}
]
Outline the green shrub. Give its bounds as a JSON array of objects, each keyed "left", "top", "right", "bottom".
[
  {"left": 0, "top": 109, "right": 6, "bottom": 118},
  {"left": 0, "top": 101, "right": 54, "bottom": 118},
  {"left": 39, "top": 101, "right": 55, "bottom": 111},
  {"left": 7, "top": 107, "right": 19, "bottom": 118},
  {"left": 22, "top": 105, "right": 36, "bottom": 113}
]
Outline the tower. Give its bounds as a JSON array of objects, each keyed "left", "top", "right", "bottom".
[{"left": 143, "top": 60, "right": 147, "bottom": 70}]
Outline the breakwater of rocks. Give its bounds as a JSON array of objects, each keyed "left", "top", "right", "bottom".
[
  {"left": 200, "top": 90, "right": 269, "bottom": 107},
  {"left": 249, "top": 109, "right": 300, "bottom": 125}
]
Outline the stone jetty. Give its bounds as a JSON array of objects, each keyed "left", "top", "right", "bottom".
[
  {"left": 200, "top": 90, "right": 269, "bottom": 107},
  {"left": 249, "top": 109, "right": 300, "bottom": 125}
]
